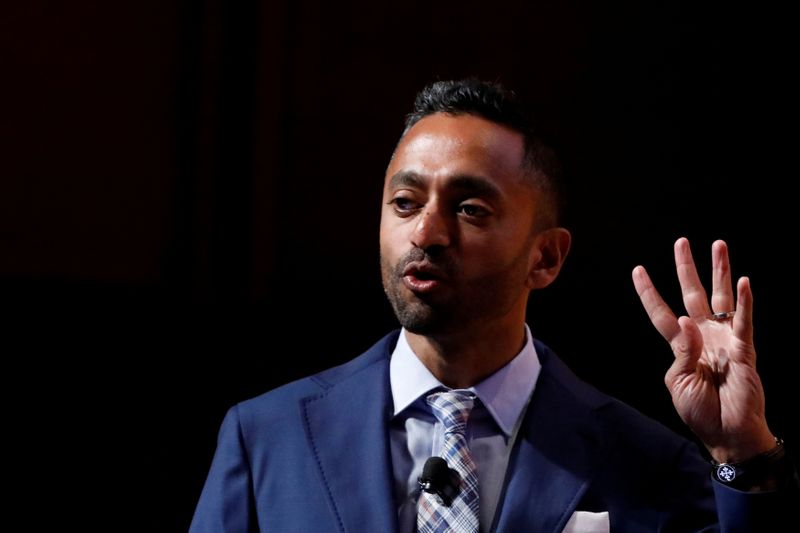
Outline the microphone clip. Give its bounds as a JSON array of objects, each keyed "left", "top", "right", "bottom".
[{"left": 418, "top": 456, "right": 460, "bottom": 506}]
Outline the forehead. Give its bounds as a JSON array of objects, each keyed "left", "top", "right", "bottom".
[{"left": 386, "top": 113, "right": 526, "bottom": 189}]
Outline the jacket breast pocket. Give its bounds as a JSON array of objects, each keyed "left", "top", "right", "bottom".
[{"left": 562, "top": 511, "right": 609, "bottom": 533}]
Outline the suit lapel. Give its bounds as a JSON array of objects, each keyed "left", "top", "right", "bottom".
[
  {"left": 492, "top": 349, "right": 606, "bottom": 533},
  {"left": 301, "top": 353, "right": 398, "bottom": 533}
]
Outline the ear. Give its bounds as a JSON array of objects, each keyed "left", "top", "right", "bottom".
[{"left": 526, "top": 227, "right": 572, "bottom": 290}]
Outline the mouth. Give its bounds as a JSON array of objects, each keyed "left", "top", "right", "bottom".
[{"left": 401, "top": 262, "right": 446, "bottom": 294}]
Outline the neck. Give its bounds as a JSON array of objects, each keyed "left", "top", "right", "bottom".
[{"left": 405, "top": 317, "right": 527, "bottom": 389}]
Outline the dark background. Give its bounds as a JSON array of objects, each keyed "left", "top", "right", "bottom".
[{"left": 3, "top": 1, "right": 795, "bottom": 530}]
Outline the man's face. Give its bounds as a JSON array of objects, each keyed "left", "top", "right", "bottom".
[{"left": 380, "top": 113, "right": 546, "bottom": 335}]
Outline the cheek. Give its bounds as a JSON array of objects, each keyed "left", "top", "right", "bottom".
[
  {"left": 379, "top": 222, "right": 402, "bottom": 262},
  {"left": 460, "top": 234, "right": 530, "bottom": 273},
  {"left": 379, "top": 208, "right": 414, "bottom": 248},
  {"left": 463, "top": 251, "right": 507, "bottom": 274},
  {"left": 457, "top": 246, "right": 500, "bottom": 276}
]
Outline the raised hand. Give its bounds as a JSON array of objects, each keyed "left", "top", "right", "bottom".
[{"left": 632, "top": 237, "right": 775, "bottom": 463}]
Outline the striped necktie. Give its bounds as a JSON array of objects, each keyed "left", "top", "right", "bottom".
[{"left": 417, "top": 390, "right": 479, "bottom": 533}]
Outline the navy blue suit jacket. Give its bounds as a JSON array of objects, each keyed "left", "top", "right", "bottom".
[{"left": 190, "top": 331, "right": 789, "bottom": 532}]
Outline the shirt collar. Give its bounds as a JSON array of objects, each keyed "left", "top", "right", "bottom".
[{"left": 389, "top": 325, "right": 541, "bottom": 437}]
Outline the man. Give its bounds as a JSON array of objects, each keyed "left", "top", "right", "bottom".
[{"left": 190, "top": 79, "right": 796, "bottom": 532}]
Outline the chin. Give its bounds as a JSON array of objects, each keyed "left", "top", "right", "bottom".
[
  {"left": 399, "top": 318, "right": 439, "bottom": 335},
  {"left": 395, "top": 304, "right": 459, "bottom": 336},
  {"left": 390, "top": 299, "right": 431, "bottom": 330}
]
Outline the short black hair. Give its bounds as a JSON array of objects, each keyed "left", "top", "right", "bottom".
[{"left": 402, "top": 79, "right": 563, "bottom": 227}]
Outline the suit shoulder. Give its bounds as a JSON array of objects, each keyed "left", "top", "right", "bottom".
[
  {"left": 235, "top": 330, "right": 398, "bottom": 421},
  {"left": 534, "top": 338, "right": 691, "bottom": 453},
  {"left": 533, "top": 338, "right": 615, "bottom": 410}
]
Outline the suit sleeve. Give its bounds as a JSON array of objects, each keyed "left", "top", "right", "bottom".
[
  {"left": 656, "top": 439, "right": 797, "bottom": 532},
  {"left": 713, "top": 478, "right": 798, "bottom": 532},
  {"left": 190, "top": 405, "right": 258, "bottom": 533}
]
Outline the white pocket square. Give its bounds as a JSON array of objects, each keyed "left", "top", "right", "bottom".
[{"left": 562, "top": 511, "right": 609, "bottom": 533}]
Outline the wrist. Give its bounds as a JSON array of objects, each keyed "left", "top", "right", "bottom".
[
  {"left": 710, "top": 437, "right": 797, "bottom": 491},
  {"left": 707, "top": 428, "right": 776, "bottom": 464}
]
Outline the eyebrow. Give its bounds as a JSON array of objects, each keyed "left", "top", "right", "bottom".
[
  {"left": 387, "top": 171, "right": 502, "bottom": 202},
  {"left": 388, "top": 170, "right": 426, "bottom": 191}
]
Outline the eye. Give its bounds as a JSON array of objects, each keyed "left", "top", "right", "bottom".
[
  {"left": 388, "top": 197, "right": 420, "bottom": 215},
  {"left": 458, "top": 203, "right": 490, "bottom": 218}
]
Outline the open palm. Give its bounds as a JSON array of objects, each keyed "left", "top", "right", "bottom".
[{"left": 632, "top": 238, "right": 775, "bottom": 463}]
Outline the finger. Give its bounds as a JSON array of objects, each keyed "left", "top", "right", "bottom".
[
  {"left": 710, "top": 240, "right": 734, "bottom": 314},
  {"left": 674, "top": 237, "right": 711, "bottom": 318},
  {"left": 733, "top": 276, "right": 754, "bottom": 345},
  {"left": 632, "top": 265, "right": 681, "bottom": 342},
  {"left": 664, "top": 316, "right": 704, "bottom": 387}
]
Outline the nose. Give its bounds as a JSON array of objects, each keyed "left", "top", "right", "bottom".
[{"left": 411, "top": 203, "right": 452, "bottom": 252}]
